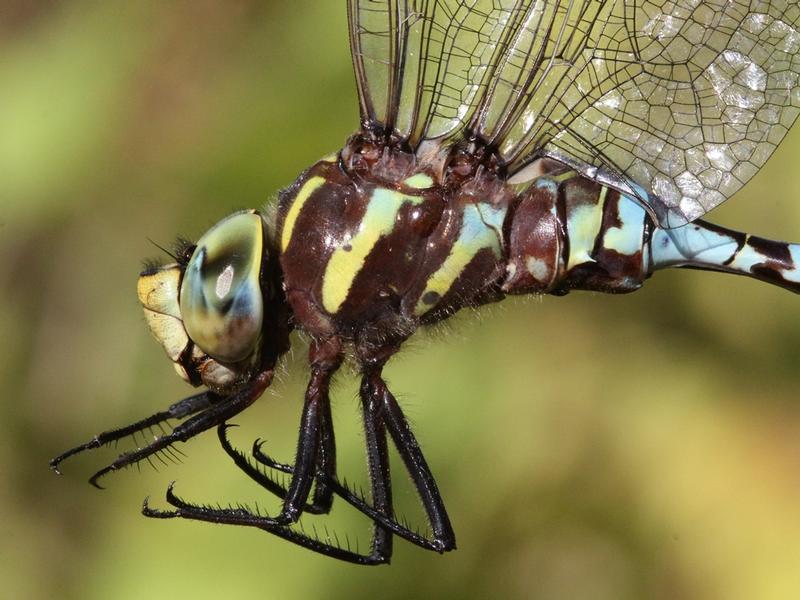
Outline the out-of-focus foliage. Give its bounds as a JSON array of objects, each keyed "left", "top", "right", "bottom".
[{"left": 2, "top": 2, "right": 800, "bottom": 599}]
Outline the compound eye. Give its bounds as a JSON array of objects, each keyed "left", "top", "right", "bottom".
[{"left": 179, "top": 212, "right": 264, "bottom": 363}]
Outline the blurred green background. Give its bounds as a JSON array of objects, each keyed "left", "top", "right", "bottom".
[{"left": 3, "top": 2, "right": 800, "bottom": 599}]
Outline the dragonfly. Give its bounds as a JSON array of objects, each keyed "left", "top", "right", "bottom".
[{"left": 51, "top": 0, "right": 800, "bottom": 565}]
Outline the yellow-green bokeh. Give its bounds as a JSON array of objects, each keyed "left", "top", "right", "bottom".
[{"left": 2, "top": 3, "right": 800, "bottom": 599}]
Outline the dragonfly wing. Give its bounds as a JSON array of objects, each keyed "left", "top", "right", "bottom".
[
  {"left": 471, "top": 0, "right": 800, "bottom": 227},
  {"left": 348, "top": 0, "right": 531, "bottom": 145},
  {"left": 348, "top": 1, "right": 800, "bottom": 228}
]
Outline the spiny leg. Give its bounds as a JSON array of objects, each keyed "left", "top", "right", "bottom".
[
  {"left": 223, "top": 426, "right": 444, "bottom": 551},
  {"left": 143, "top": 340, "right": 341, "bottom": 526},
  {"left": 50, "top": 370, "right": 272, "bottom": 488},
  {"left": 339, "top": 365, "right": 454, "bottom": 553},
  {"left": 312, "top": 382, "right": 336, "bottom": 512},
  {"left": 50, "top": 391, "right": 216, "bottom": 476},
  {"left": 145, "top": 339, "right": 453, "bottom": 562},
  {"left": 143, "top": 482, "right": 388, "bottom": 565},
  {"left": 168, "top": 371, "right": 397, "bottom": 562},
  {"left": 217, "top": 425, "right": 326, "bottom": 514},
  {"left": 357, "top": 367, "right": 393, "bottom": 559},
  {"left": 142, "top": 376, "right": 397, "bottom": 563},
  {"left": 143, "top": 339, "right": 396, "bottom": 564},
  {"left": 234, "top": 364, "right": 452, "bottom": 552},
  {"left": 217, "top": 396, "right": 337, "bottom": 515},
  {"left": 378, "top": 375, "right": 456, "bottom": 552},
  {"left": 274, "top": 338, "right": 341, "bottom": 524}
]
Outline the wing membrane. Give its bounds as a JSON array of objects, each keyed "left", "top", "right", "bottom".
[
  {"left": 504, "top": 0, "right": 800, "bottom": 226},
  {"left": 349, "top": 0, "right": 800, "bottom": 227},
  {"left": 349, "top": 0, "right": 525, "bottom": 143},
  {"left": 348, "top": 0, "right": 393, "bottom": 128}
]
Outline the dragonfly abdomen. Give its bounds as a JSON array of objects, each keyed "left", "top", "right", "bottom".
[
  {"left": 502, "top": 168, "right": 800, "bottom": 297},
  {"left": 504, "top": 173, "right": 652, "bottom": 296},
  {"left": 650, "top": 221, "right": 800, "bottom": 294}
]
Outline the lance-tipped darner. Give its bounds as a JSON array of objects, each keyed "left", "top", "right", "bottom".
[{"left": 52, "top": 0, "right": 800, "bottom": 564}]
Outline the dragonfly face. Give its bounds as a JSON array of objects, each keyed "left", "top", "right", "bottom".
[
  {"left": 137, "top": 210, "right": 289, "bottom": 392},
  {"left": 52, "top": 0, "right": 800, "bottom": 566}
]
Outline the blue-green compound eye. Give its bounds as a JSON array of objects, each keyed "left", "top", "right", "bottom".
[{"left": 179, "top": 211, "right": 265, "bottom": 363}]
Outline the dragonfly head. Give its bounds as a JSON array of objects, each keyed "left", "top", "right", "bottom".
[{"left": 137, "top": 210, "right": 290, "bottom": 392}]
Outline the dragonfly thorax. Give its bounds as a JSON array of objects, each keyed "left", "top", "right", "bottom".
[{"left": 276, "top": 140, "right": 516, "bottom": 349}]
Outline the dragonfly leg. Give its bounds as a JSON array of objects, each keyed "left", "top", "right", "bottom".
[
  {"left": 49, "top": 391, "right": 218, "bottom": 477},
  {"left": 140, "top": 339, "right": 452, "bottom": 562},
  {"left": 240, "top": 358, "right": 454, "bottom": 553},
  {"left": 52, "top": 370, "right": 273, "bottom": 488},
  {"left": 142, "top": 481, "right": 391, "bottom": 565},
  {"left": 218, "top": 424, "right": 334, "bottom": 515},
  {"left": 224, "top": 414, "right": 444, "bottom": 551},
  {"left": 245, "top": 425, "right": 451, "bottom": 552},
  {"left": 367, "top": 366, "right": 456, "bottom": 553},
  {"left": 214, "top": 339, "right": 340, "bottom": 517},
  {"left": 143, "top": 338, "right": 395, "bottom": 564},
  {"left": 355, "top": 365, "right": 394, "bottom": 559},
  {"left": 143, "top": 338, "right": 342, "bottom": 527}
]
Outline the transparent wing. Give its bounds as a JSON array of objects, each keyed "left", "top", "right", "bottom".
[
  {"left": 486, "top": 0, "right": 800, "bottom": 227},
  {"left": 348, "top": 0, "right": 528, "bottom": 144},
  {"left": 348, "top": 0, "right": 800, "bottom": 227}
]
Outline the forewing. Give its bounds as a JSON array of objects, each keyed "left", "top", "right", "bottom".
[{"left": 348, "top": 0, "right": 529, "bottom": 144}]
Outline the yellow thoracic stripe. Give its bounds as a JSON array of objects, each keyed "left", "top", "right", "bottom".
[
  {"left": 403, "top": 173, "right": 434, "bottom": 189},
  {"left": 414, "top": 204, "right": 504, "bottom": 316},
  {"left": 322, "top": 188, "right": 423, "bottom": 314},
  {"left": 566, "top": 186, "right": 607, "bottom": 270},
  {"left": 281, "top": 176, "right": 325, "bottom": 252}
]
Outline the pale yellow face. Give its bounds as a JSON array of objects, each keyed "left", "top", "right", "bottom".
[
  {"left": 136, "top": 210, "right": 266, "bottom": 391},
  {"left": 137, "top": 265, "right": 188, "bottom": 365}
]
